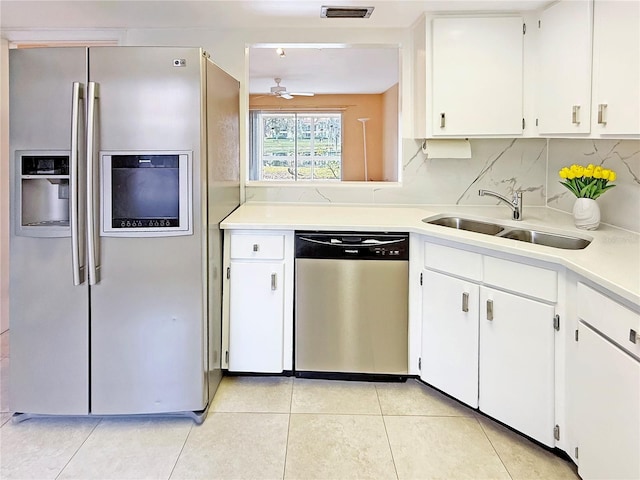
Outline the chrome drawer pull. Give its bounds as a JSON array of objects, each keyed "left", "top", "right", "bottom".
[
  {"left": 271, "top": 273, "right": 277, "bottom": 291},
  {"left": 462, "top": 292, "right": 469, "bottom": 313},
  {"left": 253, "top": 244, "right": 259, "bottom": 252},
  {"left": 630, "top": 329, "right": 639, "bottom": 344},
  {"left": 572, "top": 105, "right": 580, "bottom": 125},
  {"left": 598, "top": 104, "right": 607, "bottom": 125},
  {"left": 486, "top": 299, "right": 494, "bottom": 321},
  {"left": 440, "top": 112, "right": 446, "bottom": 128}
]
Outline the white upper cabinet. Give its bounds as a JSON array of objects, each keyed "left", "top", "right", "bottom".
[
  {"left": 536, "top": 0, "right": 593, "bottom": 134},
  {"left": 591, "top": 0, "right": 640, "bottom": 135},
  {"left": 431, "top": 16, "right": 524, "bottom": 136}
]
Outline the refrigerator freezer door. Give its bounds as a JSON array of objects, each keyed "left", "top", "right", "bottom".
[
  {"left": 205, "top": 59, "right": 241, "bottom": 399},
  {"left": 88, "top": 47, "right": 208, "bottom": 414},
  {"left": 9, "top": 48, "right": 90, "bottom": 414}
]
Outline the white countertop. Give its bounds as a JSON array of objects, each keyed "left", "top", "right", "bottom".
[{"left": 221, "top": 203, "right": 640, "bottom": 308}]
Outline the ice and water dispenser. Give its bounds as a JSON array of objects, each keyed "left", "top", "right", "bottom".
[{"left": 16, "top": 152, "right": 71, "bottom": 237}]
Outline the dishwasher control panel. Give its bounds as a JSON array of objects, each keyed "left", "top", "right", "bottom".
[{"left": 295, "top": 231, "right": 409, "bottom": 260}]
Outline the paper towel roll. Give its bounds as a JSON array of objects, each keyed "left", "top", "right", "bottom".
[{"left": 422, "top": 139, "right": 472, "bottom": 159}]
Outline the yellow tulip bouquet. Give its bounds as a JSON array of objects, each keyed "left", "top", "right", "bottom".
[{"left": 558, "top": 164, "right": 617, "bottom": 199}]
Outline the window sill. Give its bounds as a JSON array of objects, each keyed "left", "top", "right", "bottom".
[{"left": 245, "top": 181, "right": 403, "bottom": 188}]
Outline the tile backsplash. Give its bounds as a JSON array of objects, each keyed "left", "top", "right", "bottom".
[{"left": 245, "top": 138, "right": 640, "bottom": 233}]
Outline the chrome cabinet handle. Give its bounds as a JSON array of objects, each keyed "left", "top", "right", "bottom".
[
  {"left": 598, "top": 104, "right": 607, "bottom": 125},
  {"left": 70, "top": 81, "right": 84, "bottom": 286},
  {"left": 253, "top": 243, "right": 259, "bottom": 252},
  {"left": 440, "top": 112, "right": 446, "bottom": 128},
  {"left": 486, "top": 299, "right": 494, "bottom": 321},
  {"left": 462, "top": 292, "right": 469, "bottom": 313},
  {"left": 572, "top": 105, "right": 580, "bottom": 125},
  {"left": 271, "top": 273, "right": 277, "bottom": 291},
  {"left": 630, "top": 329, "right": 639, "bottom": 344}
]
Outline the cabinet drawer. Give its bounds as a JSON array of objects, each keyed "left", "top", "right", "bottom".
[
  {"left": 483, "top": 256, "right": 557, "bottom": 302},
  {"left": 577, "top": 282, "right": 640, "bottom": 358},
  {"left": 230, "top": 234, "right": 285, "bottom": 260},
  {"left": 424, "top": 242, "right": 482, "bottom": 281}
]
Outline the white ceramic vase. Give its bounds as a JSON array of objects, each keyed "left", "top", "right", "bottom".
[{"left": 573, "top": 198, "right": 600, "bottom": 230}]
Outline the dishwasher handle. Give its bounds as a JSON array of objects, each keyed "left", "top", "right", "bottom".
[{"left": 296, "top": 235, "right": 406, "bottom": 248}]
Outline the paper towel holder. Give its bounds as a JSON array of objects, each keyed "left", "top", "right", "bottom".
[
  {"left": 421, "top": 138, "right": 471, "bottom": 152},
  {"left": 421, "top": 138, "right": 472, "bottom": 159}
]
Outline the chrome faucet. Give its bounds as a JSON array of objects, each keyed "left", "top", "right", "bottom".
[{"left": 478, "top": 189, "right": 523, "bottom": 220}]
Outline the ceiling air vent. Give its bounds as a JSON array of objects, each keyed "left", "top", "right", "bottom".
[{"left": 320, "top": 6, "right": 374, "bottom": 18}]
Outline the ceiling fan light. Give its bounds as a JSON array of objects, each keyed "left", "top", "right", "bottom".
[{"left": 320, "top": 6, "right": 374, "bottom": 18}]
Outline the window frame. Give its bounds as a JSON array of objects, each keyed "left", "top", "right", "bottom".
[{"left": 249, "top": 109, "right": 344, "bottom": 182}]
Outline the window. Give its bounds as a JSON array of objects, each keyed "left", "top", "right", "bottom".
[{"left": 249, "top": 111, "right": 342, "bottom": 181}]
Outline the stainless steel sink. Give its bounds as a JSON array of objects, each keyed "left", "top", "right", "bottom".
[
  {"left": 424, "top": 216, "right": 505, "bottom": 235},
  {"left": 498, "top": 229, "right": 591, "bottom": 250},
  {"left": 423, "top": 215, "right": 591, "bottom": 250}
]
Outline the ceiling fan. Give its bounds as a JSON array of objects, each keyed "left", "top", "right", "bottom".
[{"left": 270, "top": 77, "right": 315, "bottom": 99}]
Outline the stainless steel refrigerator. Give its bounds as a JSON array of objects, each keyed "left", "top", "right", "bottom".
[{"left": 9, "top": 47, "right": 240, "bottom": 421}]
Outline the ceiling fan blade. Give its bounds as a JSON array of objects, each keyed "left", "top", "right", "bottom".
[
  {"left": 289, "top": 92, "right": 315, "bottom": 97},
  {"left": 280, "top": 93, "right": 294, "bottom": 100}
]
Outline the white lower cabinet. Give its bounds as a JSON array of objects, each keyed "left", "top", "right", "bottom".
[
  {"left": 574, "top": 282, "right": 640, "bottom": 479},
  {"left": 421, "top": 241, "right": 557, "bottom": 447},
  {"left": 224, "top": 231, "right": 293, "bottom": 373},
  {"left": 478, "top": 287, "right": 556, "bottom": 447},
  {"left": 576, "top": 325, "right": 640, "bottom": 480},
  {"left": 421, "top": 269, "right": 479, "bottom": 408},
  {"left": 228, "top": 261, "right": 284, "bottom": 373}
]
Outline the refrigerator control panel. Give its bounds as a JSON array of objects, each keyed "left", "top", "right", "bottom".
[{"left": 101, "top": 151, "right": 193, "bottom": 237}]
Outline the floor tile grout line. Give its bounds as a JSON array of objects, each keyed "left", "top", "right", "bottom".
[
  {"left": 476, "top": 416, "right": 515, "bottom": 480},
  {"left": 166, "top": 420, "right": 194, "bottom": 480},
  {"left": 375, "top": 384, "right": 400, "bottom": 480},
  {"left": 54, "top": 416, "right": 103, "bottom": 480},
  {"left": 281, "top": 379, "right": 294, "bottom": 480}
]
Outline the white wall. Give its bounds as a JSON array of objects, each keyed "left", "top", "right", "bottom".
[{"left": 1, "top": 38, "right": 9, "bottom": 333}]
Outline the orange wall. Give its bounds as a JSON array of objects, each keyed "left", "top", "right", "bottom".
[{"left": 249, "top": 93, "right": 384, "bottom": 181}]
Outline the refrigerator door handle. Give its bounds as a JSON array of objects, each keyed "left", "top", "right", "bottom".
[
  {"left": 86, "top": 81, "right": 100, "bottom": 285},
  {"left": 70, "top": 82, "right": 85, "bottom": 286}
]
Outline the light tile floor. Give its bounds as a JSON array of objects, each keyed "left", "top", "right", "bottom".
[{"left": 0, "top": 330, "right": 579, "bottom": 480}]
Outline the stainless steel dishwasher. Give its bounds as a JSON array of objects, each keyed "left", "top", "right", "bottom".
[{"left": 294, "top": 232, "right": 409, "bottom": 377}]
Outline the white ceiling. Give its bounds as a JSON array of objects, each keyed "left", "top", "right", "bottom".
[
  {"left": 249, "top": 46, "right": 399, "bottom": 95},
  {"left": 0, "top": 1, "right": 550, "bottom": 30}
]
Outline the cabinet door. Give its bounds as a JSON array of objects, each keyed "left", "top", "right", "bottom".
[
  {"left": 228, "top": 261, "right": 284, "bottom": 373},
  {"left": 432, "top": 16, "right": 523, "bottom": 136},
  {"left": 537, "top": 0, "right": 592, "bottom": 134},
  {"left": 592, "top": 0, "right": 640, "bottom": 134},
  {"left": 421, "top": 269, "right": 479, "bottom": 408},
  {"left": 576, "top": 324, "right": 640, "bottom": 480},
  {"left": 479, "top": 287, "right": 555, "bottom": 446}
]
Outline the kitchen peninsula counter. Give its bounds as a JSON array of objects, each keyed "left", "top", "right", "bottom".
[{"left": 221, "top": 203, "right": 640, "bottom": 308}]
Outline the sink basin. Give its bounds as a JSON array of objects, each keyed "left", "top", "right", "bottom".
[
  {"left": 423, "top": 215, "right": 591, "bottom": 250},
  {"left": 498, "top": 229, "right": 591, "bottom": 250},
  {"left": 424, "top": 216, "right": 505, "bottom": 235}
]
